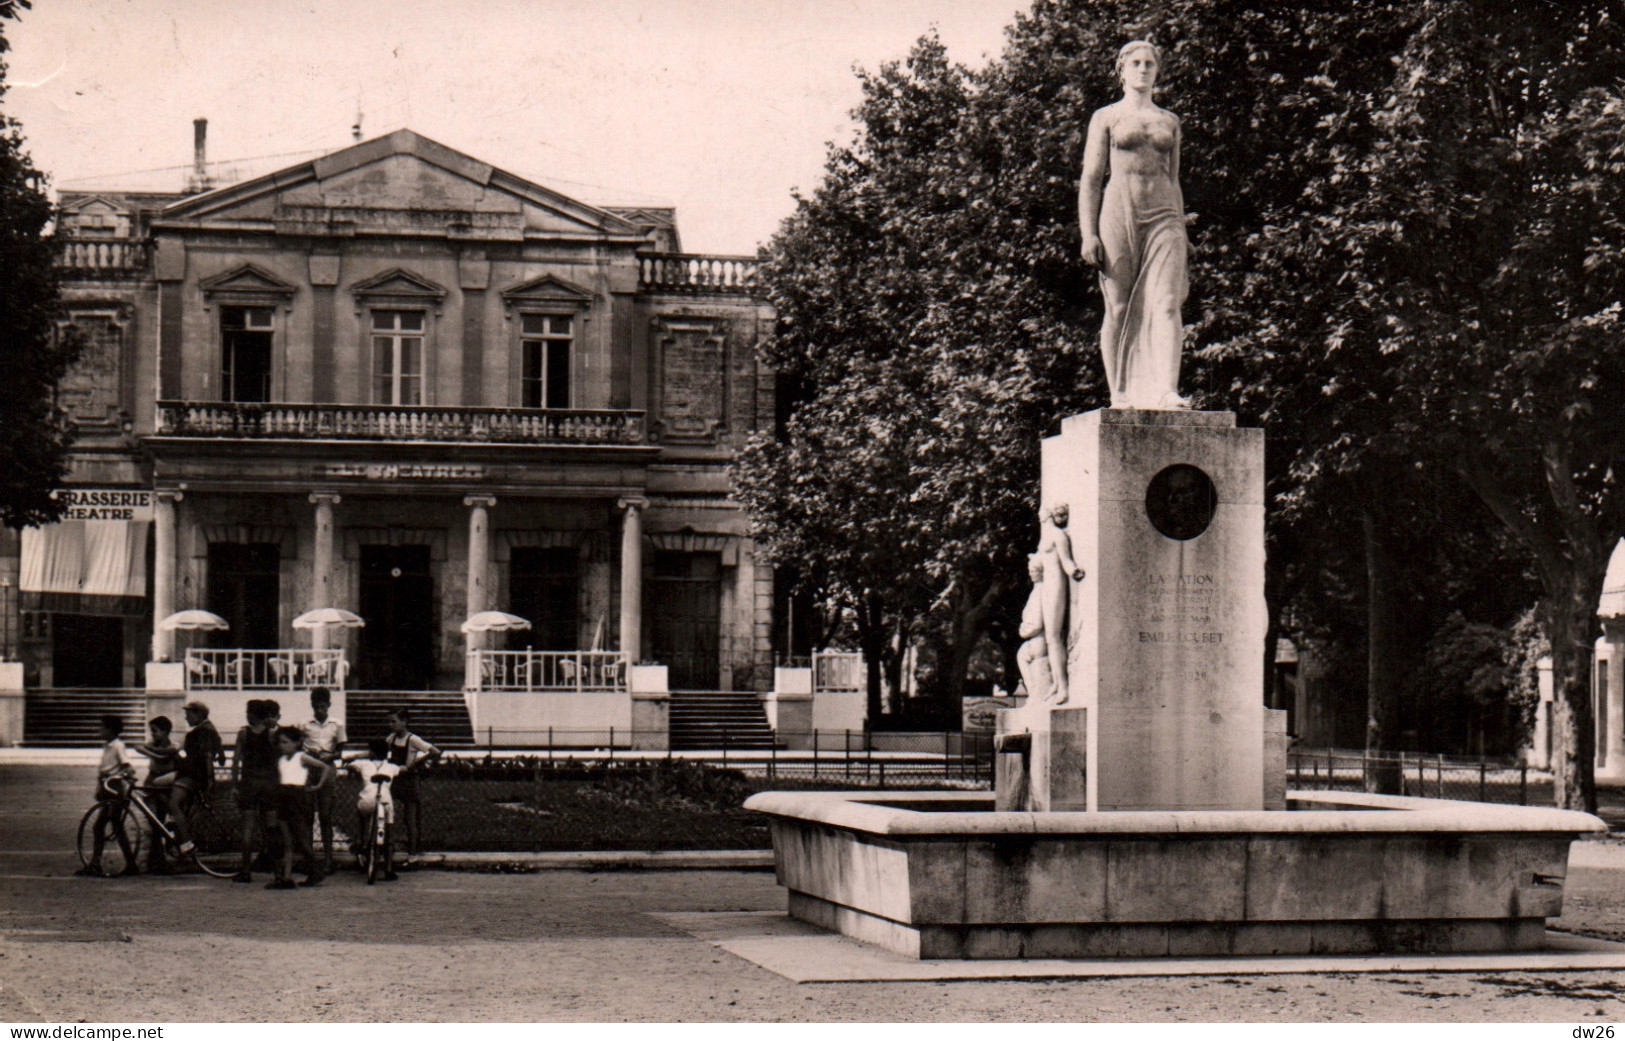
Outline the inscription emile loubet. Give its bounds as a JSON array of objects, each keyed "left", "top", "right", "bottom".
[{"left": 1139, "top": 571, "right": 1225, "bottom": 644}]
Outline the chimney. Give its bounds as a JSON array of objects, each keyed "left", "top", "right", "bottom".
[{"left": 188, "top": 118, "right": 213, "bottom": 193}]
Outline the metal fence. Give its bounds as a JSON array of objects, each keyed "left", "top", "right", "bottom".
[
  {"left": 179, "top": 749, "right": 990, "bottom": 857},
  {"left": 1288, "top": 749, "right": 1537, "bottom": 805}
]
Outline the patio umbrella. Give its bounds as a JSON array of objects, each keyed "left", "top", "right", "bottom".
[
  {"left": 459, "top": 611, "right": 532, "bottom": 634},
  {"left": 292, "top": 608, "right": 365, "bottom": 629},
  {"left": 158, "top": 609, "right": 229, "bottom": 631}
]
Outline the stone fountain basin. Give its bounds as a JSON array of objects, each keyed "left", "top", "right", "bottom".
[{"left": 743, "top": 789, "right": 1608, "bottom": 960}]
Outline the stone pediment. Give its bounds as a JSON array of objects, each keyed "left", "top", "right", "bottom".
[
  {"left": 349, "top": 268, "right": 448, "bottom": 301},
  {"left": 160, "top": 130, "right": 644, "bottom": 243},
  {"left": 199, "top": 263, "right": 298, "bottom": 298},
  {"left": 500, "top": 274, "right": 596, "bottom": 307}
]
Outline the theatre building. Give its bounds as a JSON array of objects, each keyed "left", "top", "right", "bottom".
[{"left": 0, "top": 129, "right": 784, "bottom": 747}]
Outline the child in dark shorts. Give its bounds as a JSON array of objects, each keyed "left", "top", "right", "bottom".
[
  {"left": 268, "top": 725, "right": 334, "bottom": 889},
  {"left": 231, "top": 700, "right": 281, "bottom": 882}
]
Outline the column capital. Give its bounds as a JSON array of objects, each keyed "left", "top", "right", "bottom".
[
  {"left": 155, "top": 489, "right": 184, "bottom": 504},
  {"left": 463, "top": 495, "right": 497, "bottom": 510},
  {"left": 309, "top": 492, "right": 342, "bottom": 507},
  {"left": 617, "top": 496, "right": 649, "bottom": 513}
]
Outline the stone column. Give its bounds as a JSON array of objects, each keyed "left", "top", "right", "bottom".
[
  {"left": 464, "top": 496, "right": 496, "bottom": 657},
  {"left": 151, "top": 490, "right": 182, "bottom": 662},
  {"left": 618, "top": 498, "right": 647, "bottom": 662},
  {"left": 308, "top": 493, "right": 341, "bottom": 650},
  {"left": 1603, "top": 619, "right": 1625, "bottom": 781}
]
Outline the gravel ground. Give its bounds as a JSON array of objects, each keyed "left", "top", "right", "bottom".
[{"left": 4, "top": 763, "right": 1625, "bottom": 1023}]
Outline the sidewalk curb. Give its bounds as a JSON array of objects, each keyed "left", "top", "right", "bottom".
[{"left": 418, "top": 850, "right": 776, "bottom": 871}]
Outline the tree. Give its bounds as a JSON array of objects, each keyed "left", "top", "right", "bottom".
[
  {"left": 1289, "top": 1, "right": 1625, "bottom": 809},
  {"left": 0, "top": 0, "right": 80, "bottom": 529}
]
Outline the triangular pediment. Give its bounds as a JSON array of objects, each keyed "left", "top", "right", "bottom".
[
  {"left": 349, "top": 268, "right": 448, "bottom": 300},
  {"left": 159, "top": 130, "right": 645, "bottom": 243},
  {"left": 500, "top": 274, "right": 596, "bottom": 306},
  {"left": 60, "top": 195, "right": 128, "bottom": 217},
  {"left": 199, "top": 263, "right": 297, "bottom": 296}
]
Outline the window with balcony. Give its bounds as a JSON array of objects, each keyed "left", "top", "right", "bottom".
[
  {"left": 221, "top": 306, "right": 274, "bottom": 403},
  {"left": 372, "top": 309, "right": 425, "bottom": 405},
  {"left": 520, "top": 313, "right": 572, "bottom": 409}
]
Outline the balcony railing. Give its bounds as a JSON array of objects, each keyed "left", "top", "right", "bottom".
[
  {"left": 637, "top": 252, "right": 760, "bottom": 295},
  {"left": 53, "top": 237, "right": 152, "bottom": 278},
  {"left": 467, "top": 650, "right": 629, "bottom": 693},
  {"left": 185, "top": 648, "right": 348, "bottom": 692},
  {"left": 155, "top": 401, "right": 645, "bottom": 444}
]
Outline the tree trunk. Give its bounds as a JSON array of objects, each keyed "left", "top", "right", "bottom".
[
  {"left": 1543, "top": 579, "right": 1600, "bottom": 813},
  {"left": 943, "top": 579, "right": 1003, "bottom": 718},
  {"left": 1363, "top": 508, "right": 1404, "bottom": 794},
  {"left": 858, "top": 594, "right": 887, "bottom": 723}
]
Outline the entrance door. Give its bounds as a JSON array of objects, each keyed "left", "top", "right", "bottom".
[
  {"left": 206, "top": 543, "right": 281, "bottom": 649},
  {"left": 52, "top": 614, "right": 124, "bottom": 688},
  {"left": 508, "top": 547, "right": 580, "bottom": 650},
  {"left": 648, "top": 551, "right": 720, "bottom": 689},
  {"left": 357, "top": 545, "right": 435, "bottom": 689}
]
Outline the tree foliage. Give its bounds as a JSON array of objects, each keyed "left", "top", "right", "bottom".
[
  {"left": 742, "top": 0, "right": 1625, "bottom": 806},
  {"left": 0, "top": 0, "right": 79, "bottom": 529}
]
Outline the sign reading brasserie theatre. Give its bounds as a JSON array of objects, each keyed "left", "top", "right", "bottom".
[{"left": 55, "top": 488, "right": 155, "bottom": 522}]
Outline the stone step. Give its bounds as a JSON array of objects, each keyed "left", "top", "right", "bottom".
[{"left": 24, "top": 690, "right": 148, "bottom": 747}]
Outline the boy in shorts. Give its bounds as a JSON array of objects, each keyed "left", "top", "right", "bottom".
[
  {"left": 165, "top": 701, "right": 222, "bottom": 862},
  {"left": 300, "top": 687, "right": 347, "bottom": 874},
  {"left": 76, "top": 715, "right": 138, "bottom": 877},
  {"left": 231, "top": 700, "right": 281, "bottom": 882}
]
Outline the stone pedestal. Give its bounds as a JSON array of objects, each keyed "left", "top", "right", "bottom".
[
  {"left": 1042, "top": 409, "right": 1266, "bottom": 811},
  {"left": 766, "top": 667, "right": 813, "bottom": 749}
]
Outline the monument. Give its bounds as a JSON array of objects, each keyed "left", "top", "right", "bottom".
[{"left": 744, "top": 40, "right": 1605, "bottom": 960}]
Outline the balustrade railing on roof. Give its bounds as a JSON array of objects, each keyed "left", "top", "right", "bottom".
[
  {"left": 155, "top": 401, "right": 645, "bottom": 444},
  {"left": 637, "top": 252, "right": 761, "bottom": 294},
  {"left": 53, "top": 237, "right": 151, "bottom": 277}
]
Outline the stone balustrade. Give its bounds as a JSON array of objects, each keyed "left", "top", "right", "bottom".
[
  {"left": 155, "top": 401, "right": 645, "bottom": 444},
  {"left": 637, "top": 252, "right": 760, "bottom": 294},
  {"left": 53, "top": 237, "right": 151, "bottom": 277}
]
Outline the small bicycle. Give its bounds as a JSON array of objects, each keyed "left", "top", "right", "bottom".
[
  {"left": 359, "top": 773, "right": 393, "bottom": 885},
  {"left": 77, "top": 779, "right": 236, "bottom": 878}
]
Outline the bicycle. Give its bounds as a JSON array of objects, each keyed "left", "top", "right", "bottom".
[
  {"left": 76, "top": 779, "right": 235, "bottom": 878},
  {"left": 357, "top": 772, "right": 394, "bottom": 885}
]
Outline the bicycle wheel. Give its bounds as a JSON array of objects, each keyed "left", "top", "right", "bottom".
[
  {"left": 76, "top": 802, "right": 144, "bottom": 875},
  {"left": 177, "top": 799, "right": 235, "bottom": 878},
  {"left": 365, "top": 811, "right": 379, "bottom": 885}
]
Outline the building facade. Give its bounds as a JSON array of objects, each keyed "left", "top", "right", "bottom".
[{"left": 3, "top": 130, "right": 776, "bottom": 701}]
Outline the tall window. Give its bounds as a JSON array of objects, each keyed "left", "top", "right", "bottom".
[
  {"left": 221, "top": 306, "right": 273, "bottom": 403},
  {"left": 372, "top": 310, "right": 424, "bottom": 405},
  {"left": 520, "top": 314, "right": 571, "bottom": 409}
]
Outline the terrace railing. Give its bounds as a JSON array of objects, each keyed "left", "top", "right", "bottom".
[
  {"left": 156, "top": 401, "right": 645, "bottom": 445},
  {"left": 468, "top": 650, "right": 629, "bottom": 693},
  {"left": 812, "top": 651, "right": 863, "bottom": 695},
  {"left": 185, "top": 648, "right": 348, "bottom": 692},
  {"left": 637, "top": 252, "right": 760, "bottom": 295},
  {"left": 53, "top": 237, "right": 151, "bottom": 278}
]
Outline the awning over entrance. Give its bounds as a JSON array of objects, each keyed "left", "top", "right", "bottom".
[{"left": 20, "top": 518, "right": 149, "bottom": 616}]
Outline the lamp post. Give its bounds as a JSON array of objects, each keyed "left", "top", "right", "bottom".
[{"left": 0, "top": 577, "right": 11, "bottom": 662}]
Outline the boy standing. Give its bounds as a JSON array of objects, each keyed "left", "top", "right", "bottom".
[
  {"left": 300, "top": 687, "right": 347, "bottom": 874},
  {"left": 77, "top": 715, "right": 138, "bottom": 877},
  {"left": 231, "top": 700, "right": 281, "bottom": 882}
]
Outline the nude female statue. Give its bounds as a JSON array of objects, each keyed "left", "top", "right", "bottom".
[
  {"left": 1036, "top": 504, "right": 1085, "bottom": 704},
  {"left": 1078, "top": 40, "right": 1190, "bottom": 410}
]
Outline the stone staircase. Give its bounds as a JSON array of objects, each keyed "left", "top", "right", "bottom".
[
  {"left": 667, "top": 690, "right": 778, "bottom": 750},
  {"left": 343, "top": 690, "right": 476, "bottom": 748},
  {"left": 24, "top": 689, "right": 148, "bottom": 747}
]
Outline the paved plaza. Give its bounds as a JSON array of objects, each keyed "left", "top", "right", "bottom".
[{"left": 3, "top": 762, "right": 1625, "bottom": 1023}]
